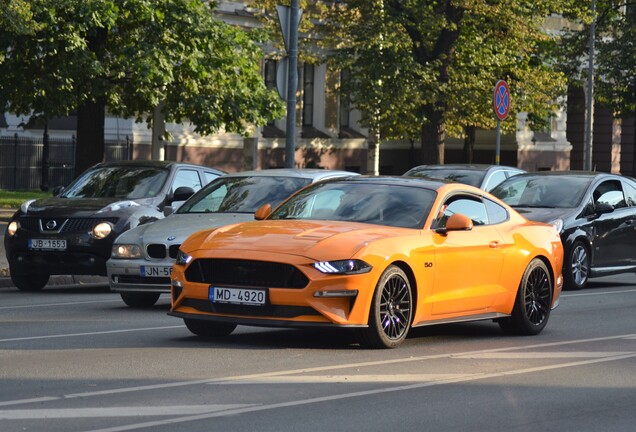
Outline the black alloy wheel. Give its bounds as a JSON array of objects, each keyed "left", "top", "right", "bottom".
[
  {"left": 499, "top": 258, "right": 553, "bottom": 335},
  {"left": 358, "top": 265, "right": 413, "bottom": 349}
]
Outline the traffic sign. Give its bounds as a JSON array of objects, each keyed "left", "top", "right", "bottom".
[{"left": 493, "top": 80, "right": 510, "bottom": 121}]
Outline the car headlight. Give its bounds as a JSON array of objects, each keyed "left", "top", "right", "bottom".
[
  {"left": 91, "top": 222, "right": 113, "bottom": 239},
  {"left": 175, "top": 249, "right": 193, "bottom": 266},
  {"left": 111, "top": 244, "right": 142, "bottom": 259},
  {"left": 550, "top": 218, "right": 564, "bottom": 234},
  {"left": 313, "top": 259, "right": 372, "bottom": 275},
  {"left": 7, "top": 221, "right": 19, "bottom": 236}
]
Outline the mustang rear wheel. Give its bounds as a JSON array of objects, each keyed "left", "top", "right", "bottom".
[
  {"left": 564, "top": 240, "right": 589, "bottom": 290},
  {"left": 11, "top": 273, "right": 49, "bottom": 291},
  {"left": 119, "top": 292, "right": 161, "bottom": 308},
  {"left": 357, "top": 265, "right": 413, "bottom": 349},
  {"left": 499, "top": 258, "right": 552, "bottom": 335},
  {"left": 184, "top": 318, "right": 237, "bottom": 338}
]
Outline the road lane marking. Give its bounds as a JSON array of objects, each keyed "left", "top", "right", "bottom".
[
  {"left": 561, "top": 288, "right": 636, "bottom": 297},
  {"left": 0, "top": 405, "right": 255, "bottom": 419},
  {"left": 0, "top": 326, "right": 184, "bottom": 343},
  {"left": 82, "top": 352, "right": 636, "bottom": 432},
  {"left": 218, "top": 373, "right": 476, "bottom": 384},
  {"left": 0, "top": 299, "right": 122, "bottom": 310},
  {"left": 452, "top": 351, "right": 634, "bottom": 359},
  {"left": 1, "top": 332, "right": 635, "bottom": 409}
]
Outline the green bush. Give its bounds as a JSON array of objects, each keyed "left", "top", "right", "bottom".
[{"left": 0, "top": 190, "right": 51, "bottom": 209}]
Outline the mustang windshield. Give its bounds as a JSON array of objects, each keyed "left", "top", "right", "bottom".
[
  {"left": 61, "top": 166, "right": 169, "bottom": 199},
  {"left": 178, "top": 176, "right": 310, "bottom": 214},
  {"left": 491, "top": 175, "right": 593, "bottom": 208},
  {"left": 270, "top": 182, "right": 436, "bottom": 229}
]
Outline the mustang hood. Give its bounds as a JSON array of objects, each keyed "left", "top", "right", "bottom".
[
  {"left": 186, "top": 220, "right": 410, "bottom": 261},
  {"left": 513, "top": 206, "right": 577, "bottom": 223}
]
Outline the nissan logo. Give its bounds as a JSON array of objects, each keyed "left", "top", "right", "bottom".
[{"left": 45, "top": 220, "right": 58, "bottom": 230}]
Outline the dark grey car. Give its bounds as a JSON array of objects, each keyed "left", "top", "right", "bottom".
[{"left": 404, "top": 164, "right": 525, "bottom": 192}]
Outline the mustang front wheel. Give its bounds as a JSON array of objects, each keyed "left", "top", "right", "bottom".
[
  {"left": 358, "top": 265, "right": 413, "bottom": 349},
  {"left": 499, "top": 258, "right": 552, "bottom": 335},
  {"left": 184, "top": 318, "right": 237, "bottom": 338}
]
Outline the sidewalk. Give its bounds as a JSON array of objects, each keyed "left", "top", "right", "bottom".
[{"left": 0, "top": 208, "right": 107, "bottom": 289}]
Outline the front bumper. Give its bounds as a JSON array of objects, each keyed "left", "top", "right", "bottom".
[{"left": 108, "top": 258, "right": 173, "bottom": 293}]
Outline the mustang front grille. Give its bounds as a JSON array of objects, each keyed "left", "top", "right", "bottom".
[{"left": 184, "top": 259, "right": 309, "bottom": 289}]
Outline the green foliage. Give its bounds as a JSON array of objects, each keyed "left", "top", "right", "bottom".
[
  {"left": 0, "top": 190, "right": 51, "bottom": 209},
  {"left": 0, "top": 0, "right": 284, "bottom": 135},
  {"left": 557, "top": 1, "right": 636, "bottom": 116}
]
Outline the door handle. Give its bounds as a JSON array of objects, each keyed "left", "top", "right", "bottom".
[{"left": 489, "top": 241, "right": 501, "bottom": 248}]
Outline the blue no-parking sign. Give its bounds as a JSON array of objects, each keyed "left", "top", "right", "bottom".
[{"left": 493, "top": 80, "right": 510, "bottom": 121}]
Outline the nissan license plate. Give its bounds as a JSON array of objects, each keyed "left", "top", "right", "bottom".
[
  {"left": 28, "top": 239, "right": 67, "bottom": 250},
  {"left": 140, "top": 265, "right": 172, "bottom": 277},
  {"left": 209, "top": 287, "right": 267, "bottom": 306}
]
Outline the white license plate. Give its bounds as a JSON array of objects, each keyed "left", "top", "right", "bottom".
[
  {"left": 28, "top": 239, "right": 67, "bottom": 250},
  {"left": 209, "top": 287, "right": 267, "bottom": 306},
  {"left": 140, "top": 265, "right": 172, "bottom": 277}
]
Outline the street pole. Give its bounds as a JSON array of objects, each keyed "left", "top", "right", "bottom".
[
  {"left": 584, "top": 0, "right": 596, "bottom": 171},
  {"left": 284, "top": 0, "right": 300, "bottom": 168}
]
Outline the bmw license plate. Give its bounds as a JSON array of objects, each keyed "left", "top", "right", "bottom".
[
  {"left": 140, "top": 265, "right": 172, "bottom": 277},
  {"left": 28, "top": 239, "right": 67, "bottom": 250},
  {"left": 209, "top": 287, "right": 267, "bottom": 306}
]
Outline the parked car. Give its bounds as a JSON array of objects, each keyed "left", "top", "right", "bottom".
[
  {"left": 4, "top": 160, "right": 224, "bottom": 291},
  {"left": 108, "top": 168, "right": 359, "bottom": 308},
  {"left": 403, "top": 164, "right": 525, "bottom": 191},
  {"left": 169, "top": 176, "right": 563, "bottom": 348},
  {"left": 490, "top": 171, "right": 636, "bottom": 290}
]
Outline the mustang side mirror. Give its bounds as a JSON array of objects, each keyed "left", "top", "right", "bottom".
[
  {"left": 435, "top": 213, "right": 474, "bottom": 235},
  {"left": 254, "top": 204, "right": 272, "bottom": 220}
]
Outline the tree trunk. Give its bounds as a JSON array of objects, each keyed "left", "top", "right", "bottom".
[
  {"left": 463, "top": 125, "right": 476, "bottom": 163},
  {"left": 420, "top": 104, "right": 445, "bottom": 164},
  {"left": 75, "top": 98, "right": 106, "bottom": 176}
]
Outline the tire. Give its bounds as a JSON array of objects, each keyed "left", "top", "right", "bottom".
[
  {"left": 357, "top": 265, "right": 413, "bottom": 349},
  {"left": 119, "top": 292, "right": 161, "bottom": 308},
  {"left": 564, "top": 240, "right": 589, "bottom": 290},
  {"left": 184, "top": 318, "right": 237, "bottom": 338},
  {"left": 11, "top": 273, "right": 49, "bottom": 292},
  {"left": 499, "top": 259, "right": 553, "bottom": 336}
]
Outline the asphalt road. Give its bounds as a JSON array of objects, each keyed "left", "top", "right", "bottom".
[{"left": 1, "top": 274, "right": 635, "bottom": 432}]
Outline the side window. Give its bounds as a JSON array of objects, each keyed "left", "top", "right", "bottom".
[
  {"left": 172, "top": 169, "right": 203, "bottom": 194},
  {"left": 623, "top": 182, "right": 636, "bottom": 207},
  {"left": 203, "top": 171, "right": 222, "bottom": 184},
  {"left": 593, "top": 180, "right": 626, "bottom": 209},
  {"left": 435, "top": 196, "right": 488, "bottom": 228},
  {"left": 484, "top": 171, "right": 507, "bottom": 192},
  {"left": 484, "top": 198, "right": 509, "bottom": 224}
]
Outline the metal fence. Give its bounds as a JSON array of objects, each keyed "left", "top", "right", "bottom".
[{"left": 0, "top": 134, "right": 131, "bottom": 191}]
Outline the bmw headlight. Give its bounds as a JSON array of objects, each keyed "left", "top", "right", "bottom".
[
  {"left": 550, "top": 218, "right": 564, "bottom": 233},
  {"left": 91, "top": 222, "right": 113, "bottom": 239},
  {"left": 111, "top": 244, "right": 142, "bottom": 259},
  {"left": 7, "top": 221, "right": 18, "bottom": 236},
  {"left": 313, "top": 259, "right": 372, "bottom": 275},
  {"left": 175, "top": 249, "right": 193, "bottom": 266}
]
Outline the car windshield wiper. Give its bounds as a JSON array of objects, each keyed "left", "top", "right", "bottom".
[{"left": 512, "top": 204, "right": 558, "bottom": 209}]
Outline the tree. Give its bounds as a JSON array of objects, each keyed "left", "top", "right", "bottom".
[
  {"left": 255, "top": 1, "right": 573, "bottom": 165},
  {"left": 0, "top": 0, "right": 284, "bottom": 175}
]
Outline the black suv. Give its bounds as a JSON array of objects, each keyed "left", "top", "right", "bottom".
[{"left": 4, "top": 160, "right": 224, "bottom": 291}]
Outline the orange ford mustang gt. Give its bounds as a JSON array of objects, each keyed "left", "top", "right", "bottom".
[{"left": 169, "top": 177, "right": 563, "bottom": 348}]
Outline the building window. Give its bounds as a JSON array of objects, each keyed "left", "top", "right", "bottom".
[
  {"left": 302, "top": 63, "right": 314, "bottom": 127},
  {"left": 339, "top": 69, "right": 350, "bottom": 129}
]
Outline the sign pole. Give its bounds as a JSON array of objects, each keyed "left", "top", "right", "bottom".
[
  {"left": 493, "top": 80, "right": 510, "bottom": 166},
  {"left": 284, "top": 0, "right": 300, "bottom": 168},
  {"left": 495, "top": 119, "right": 501, "bottom": 166}
]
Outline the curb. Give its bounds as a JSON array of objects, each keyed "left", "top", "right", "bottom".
[{"left": 0, "top": 275, "right": 109, "bottom": 289}]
